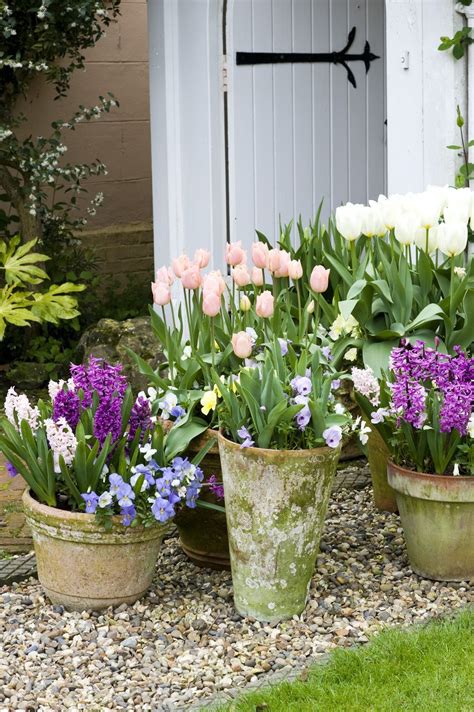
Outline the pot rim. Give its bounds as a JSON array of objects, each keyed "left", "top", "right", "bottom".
[
  {"left": 22, "top": 488, "right": 170, "bottom": 532},
  {"left": 217, "top": 430, "right": 340, "bottom": 458},
  {"left": 387, "top": 459, "right": 474, "bottom": 483}
]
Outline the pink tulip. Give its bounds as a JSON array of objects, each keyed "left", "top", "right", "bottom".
[
  {"left": 155, "top": 265, "right": 174, "bottom": 286},
  {"left": 181, "top": 264, "right": 202, "bottom": 290},
  {"left": 256, "top": 290, "right": 274, "bottom": 318},
  {"left": 225, "top": 241, "right": 247, "bottom": 266},
  {"left": 274, "top": 249, "right": 291, "bottom": 278},
  {"left": 172, "top": 254, "right": 190, "bottom": 277},
  {"left": 268, "top": 248, "right": 282, "bottom": 274},
  {"left": 310, "top": 265, "right": 330, "bottom": 293},
  {"left": 194, "top": 248, "right": 211, "bottom": 269},
  {"left": 251, "top": 241, "right": 269, "bottom": 269},
  {"left": 251, "top": 267, "right": 264, "bottom": 286},
  {"left": 231, "top": 331, "right": 253, "bottom": 359},
  {"left": 232, "top": 264, "right": 251, "bottom": 287},
  {"left": 203, "top": 270, "right": 226, "bottom": 296},
  {"left": 288, "top": 259, "right": 303, "bottom": 280},
  {"left": 202, "top": 291, "right": 221, "bottom": 317},
  {"left": 151, "top": 281, "right": 171, "bottom": 306}
]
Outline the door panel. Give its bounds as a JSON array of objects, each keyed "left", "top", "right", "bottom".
[{"left": 226, "top": 0, "right": 386, "bottom": 247}]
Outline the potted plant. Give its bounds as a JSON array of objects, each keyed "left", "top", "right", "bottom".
[
  {"left": 353, "top": 340, "right": 474, "bottom": 581},
  {"left": 212, "top": 342, "right": 363, "bottom": 622},
  {"left": 0, "top": 357, "right": 210, "bottom": 610}
]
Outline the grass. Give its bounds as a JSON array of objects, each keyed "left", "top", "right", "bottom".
[{"left": 218, "top": 610, "right": 473, "bottom": 712}]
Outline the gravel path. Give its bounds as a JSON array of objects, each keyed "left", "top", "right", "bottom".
[{"left": 0, "top": 486, "right": 471, "bottom": 711}]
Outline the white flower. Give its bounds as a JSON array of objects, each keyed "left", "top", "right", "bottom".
[
  {"left": 45, "top": 418, "right": 77, "bottom": 473},
  {"left": 414, "top": 225, "right": 438, "bottom": 254},
  {"left": 130, "top": 472, "right": 150, "bottom": 491},
  {"left": 140, "top": 442, "right": 157, "bottom": 461},
  {"left": 359, "top": 422, "right": 371, "bottom": 445},
  {"left": 437, "top": 222, "right": 468, "bottom": 257},
  {"left": 361, "top": 205, "right": 386, "bottom": 237},
  {"left": 158, "top": 391, "right": 178, "bottom": 419},
  {"left": 468, "top": 414, "right": 474, "bottom": 439},
  {"left": 351, "top": 367, "right": 380, "bottom": 406},
  {"left": 394, "top": 212, "right": 420, "bottom": 246},
  {"left": 4, "top": 388, "right": 41, "bottom": 432},
  {"left": 245, "top": 327, "right": 258, "bottom": 345},
  {"left": 334, "top": 403, "right": 346, "bottom": 415},
  {"left": 335, "top": 203, "right": 363, "bottom": 241},
  {"left": 453, "top": 463, "right": 460, "bottom": 476},
  {"left": 181, "top": 345, "right": 192, "bottom": 360},
  {"left": 344, "top": 347, "right": 358, "bottom": 362},
  {"left": 454, "top": 266, "right": 466, "bottom": 278},
  {"left": 329, "top": 313, "right": 359, "bottom": 341},
  {"left": 371, "top": 408, "right": 389, "bottom": 424},
  {"left": 48, "top": 379, "right": 65, "bottom": 402},
  {"left": 98, "top": 492, "right": 113, "bottom": 508}
]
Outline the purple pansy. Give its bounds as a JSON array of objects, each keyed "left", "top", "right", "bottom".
[
  {"left": 278, "top": 338, "right": 289, "bottom": 356},
  {"left": 152, "top": 496, "right": 175, "bottom": 523},
  {"left": 81, "top": 491, "right": 99, "bottom": 514},
  {"left": 323, "top": 426, "right": 343, "bottom": 448},
  {"left": 120, "top": 505, "right": 136, "bottom": 526},
  {"left": 290, "top": 375, "right": 312, "bottom": 396},
  {"left": 237, "top": 426, "right": 254, "bottom": 448},
  {"left": 170, "top": 405, "right": 186, "bottom": 420}
]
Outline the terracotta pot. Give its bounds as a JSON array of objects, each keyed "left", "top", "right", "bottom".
[
  {"left": 175, "top": 429, "right": 230, "bottom": 570},
  {"left": 387, "top": 461, "right": 474, "bottom": 581},
  {"left": 23, "top": 489, "right": 170, "bottom": 611},
  {"left": 218, "top": 433, "right": 340, "bottom": 622},
  {"left": 367, "top": 426, "right": 397, "bottom": 512}
]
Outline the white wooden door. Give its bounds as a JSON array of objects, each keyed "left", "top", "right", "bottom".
[{"left": 226, "top": 0, "right": 386, "bottom": 246}]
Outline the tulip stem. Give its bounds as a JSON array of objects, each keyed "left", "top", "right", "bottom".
[
  {"left": 295, "top": 279, "right": 302, "bottom": 342},
  {"left": 210, "top": 318, "right": 215, "bottom": 369},
  {"left": 350, "top": 241, "right": 357, "bottom": 274}
]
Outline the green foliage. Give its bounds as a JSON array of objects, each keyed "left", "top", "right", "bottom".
[
  {"left": 0, "top": 235, "right": 83, "bottom": 339},
  {"left": 439, "top": 25, "right": 473, "bottom": 60},
  {"left": 218, "top": 611, "right": 474, "bottom": 712},
  {"left": 447, "top": 106, "right": 474, "bottom": 188}
]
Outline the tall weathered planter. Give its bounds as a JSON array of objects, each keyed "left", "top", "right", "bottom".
[
  {"left": 218, "top": 434, "right": 340, "bottom": 622},
  {"left": 175, "top": 429, "right": 230, "bottom": 570},
  {"left": 367, "top": 426, "right": 397, "bottom": 512},
  {"left": 23, "top": 489, "right": 170, "bottom": 611},
  {"left": 387, "top": 461, "right": 474, "bottom": 581}
]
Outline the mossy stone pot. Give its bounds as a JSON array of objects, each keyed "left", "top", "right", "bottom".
[
  {"left": 175, "top": 429, "right": 230, "bottom": 570},
  {"left": 366, "top": 426, "right": 397, "bottom": 513},
  {"left": 218, "top": 434, "right": 340, "bottom": 622},
  {"left": 23, "top": 489, "right": 170, "bottom": 611},
  {"left": 387, "top": 461, "right": 474, "bottom": 581}
]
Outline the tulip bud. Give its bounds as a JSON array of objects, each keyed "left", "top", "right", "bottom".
[
  {"left": 225, "top": 241, "right": 246, "bottom": 266},
  {"left": 310, "top": 265, "right": 330, "bottom": 293},
  {"left": 251, "top": 241, "right": 269, "bottom": 269},
  {"left": 240, "top": 295, "right": 251, "bottom": 312},
  {"left": 288, "top": 259, "right": 303, "bottom": 280},
  {"left": 232, "top": 264, "right": 251, "bottom": 287},
  {"left": 251, "top": 267, "right": 264, "bottom": 286},
  {"left": 306, "top": 300, "right": 315, "bottom": 314}
]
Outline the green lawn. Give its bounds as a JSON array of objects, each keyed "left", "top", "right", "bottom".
[{"left": 218, "top": 610, "right": 473, "bottom": 712}]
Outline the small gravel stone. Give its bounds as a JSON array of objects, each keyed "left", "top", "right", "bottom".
[{"left": 0, "top": 478, "right": 471, "bottom": 711}]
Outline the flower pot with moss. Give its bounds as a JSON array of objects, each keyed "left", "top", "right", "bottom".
[{"left": 0, "top": 358, "right": 209, "bottom": 610}]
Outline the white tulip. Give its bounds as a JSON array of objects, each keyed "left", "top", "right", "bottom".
[
  {"left": 335, "top": 203, "right": 363, "bottom": 241},
  {"left": 427, "top": 184, "right": 450, "bottom": 211},
  {"left": 443, "top": 187, "right": 472, "bottom": 224},
  {"left": 378, "top": 194, "right": 403, "bottom": 230},
  {"left": 414, "top": 225, "right": 438, "bottom": 254},
  {"left": 416, "top": 192, "right": 442, "bottom": 229},
  {"left": 394, "top": 212, "right": 421, "bottom": 246},
  {"left": 361, "top": 205, "right": 386, "bottom": 237},
  {"left": 437, "top": 222, "right": 468, "bottom": 257}
]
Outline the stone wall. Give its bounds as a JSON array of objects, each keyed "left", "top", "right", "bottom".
[{"left": 79, "top": 222, "right": 153, "bottom": 285}]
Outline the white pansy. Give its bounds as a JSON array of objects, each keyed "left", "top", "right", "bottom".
[
  {"left": 98, "top": 492, "right": 113, "bottom": 508},
  {"left": 452, "top": 463, "right": 460, "bottom": 476},
  {"left": 181, "top": 345, "right": 192, "bottom": 360},
  {"left": 358, "top": 422, "right": 371, "bottom": 445},
  {"left": 335, "top": 203, "right": 364, "bottom": 241},
  {"left": 334, "top": 403, "right": 346, "bottom": 415},
  {"left": 454, "top": 266, "right": 466, "bottom": 278},
  {"left": 130, "top": 472, "right": 150, "bottom": 492},
  {"left": 140, "top": 442, "right": 157, "bottom": 461}
]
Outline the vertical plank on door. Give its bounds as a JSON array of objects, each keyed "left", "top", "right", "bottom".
[
  {"left": 272, "top": 0, "right": 294, "bottom": 240},
  {"left": 229, "top": 0, "right": 255, "bottom": 246},
  {"left": 292, "top": 0, "right": 314, "bottom": 234},
  {"left": 348, "top": 0, "right": 368, "bottom": 205},
  {"left": 367, "top": 0, "right": 386, "bottom": 200},
  {"left": 311, "top": 0, "right": 331, "bottom": 220},
  {"left": 330, "top": 0, "right": 349, "bottom": 209},
  {"left": 252, "top": 0, "right": 275, "bottom": 243}
]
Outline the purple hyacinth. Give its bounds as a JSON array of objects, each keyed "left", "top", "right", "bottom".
[
  {"left": 71, "top": 357, "right": 127, "bottom": 408},
  {"left": 128, "top": 395, "right": 152, "bottom": 440},
  {"left": 93, "top": 396, "right": 123, "bottom": 446},
  {"left": 208, "top": 475, "right": 225, "bottom": 500},
  {"left": 53, "top": 389, "right": 81, "bottom": 430},
  {"left": 6, "top": 461, "right": 17, "bottom": 478}
]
